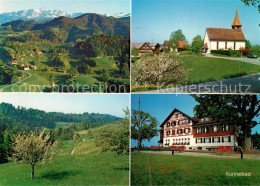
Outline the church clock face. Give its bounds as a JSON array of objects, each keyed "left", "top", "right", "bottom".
[{"left": 237, "top": 28, "right": 239, "bottom": 32}]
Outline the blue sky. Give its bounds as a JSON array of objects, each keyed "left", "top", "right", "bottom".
[
  {"left": 0, "top": 0, "right": 130, "bottom": 14},
  {"left": 131, "top": 94, "right": 260, "bottom": 147},
  {"left": 132, "top": 0, "right": 260, "bottom": 45},
  {"left": 0, "top": 93, "right": 129, "bottom": 118}
]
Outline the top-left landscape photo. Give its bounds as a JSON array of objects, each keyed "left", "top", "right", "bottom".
[{"left": 0, "top": 0, "right": 130, "bottom": 93}]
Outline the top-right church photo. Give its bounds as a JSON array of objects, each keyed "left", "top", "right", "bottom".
[{"left": 131, "top": 0, "right": 260, "bottom": 93}]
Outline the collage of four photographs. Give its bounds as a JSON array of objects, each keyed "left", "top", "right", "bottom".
[{"left": 0, "top": 0, "right": 260, "bottom": 185}]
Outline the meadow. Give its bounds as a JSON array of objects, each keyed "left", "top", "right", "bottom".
[
  {"left": 0, "top": 130, "right": 129, "bottom": 185},
  {"left": 131, "top": 53, "right": 260, "bottom": 92},
  {"left": 131, "top": 152, "right": 260, "bottom": 185},
  {"left": 0, "top": 29, "right": 130, "bottom": 92},
  {"left": 181, "top": 55, "right": 260, "bottom": 84}
]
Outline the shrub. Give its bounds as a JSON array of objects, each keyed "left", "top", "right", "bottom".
[
  {"left": 211, "top": 49, "right": 240, "bottom": 57},
  {"left": 131, "top": 52, "right": 187, "bottom": 86},
  {"left": 250, "top": 45, "right": 260, "bottom": 56},
  {"left": 80, "top": 57, "right": 96, "bottom": 67},
  {"left": 242, "top": 48, "right": 250, "bottom": 55}
]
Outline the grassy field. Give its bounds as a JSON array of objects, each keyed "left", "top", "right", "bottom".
[
  {"left": 1, "top": 57, "right": 123, "bottom": 92},
  {"left": 131, "top": 54, "right": 260, "bottom": 92},
  {"left": 0, "top": 130, "right": 129, "bottom": 185},
  {"left": 0, "top": 31, "right": 129, "bottom": 92},
  {"left": 131, "top": 152, "right": 260, "bottom": 185},
  {"left": 181, "top": 55, "right": 260, "bottom": 84}
]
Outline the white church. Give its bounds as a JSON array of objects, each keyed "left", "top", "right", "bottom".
[{"left": 202, "top": 9, "right": 246, "bottom": 53}]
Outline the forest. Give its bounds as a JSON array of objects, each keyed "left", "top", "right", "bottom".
[{"left": 0, "top": 102, "right": 122, "bottom": 164}]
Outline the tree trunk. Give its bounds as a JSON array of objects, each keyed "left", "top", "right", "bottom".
[
  {"left": 243, "top": 135, "right": 252, "bottom": 152},
  {"left": 31, "top": 164, "right": 35, "bottom": 179}
]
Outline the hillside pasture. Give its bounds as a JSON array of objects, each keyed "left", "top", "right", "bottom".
[{"left": 0, "top": 130, "right": 129, "bottom": 185}]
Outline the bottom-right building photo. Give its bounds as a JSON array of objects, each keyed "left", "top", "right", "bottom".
[{"left": 131, "top": 94, "right": 260, "bottom": 185}]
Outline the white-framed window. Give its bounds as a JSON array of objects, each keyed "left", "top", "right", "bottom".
[
  {"left": 185, "top": 128, "right": 190, "bottom": 134},
  {"left": 213, "top": 125, "right": 219, "bottom": 132},
  {"left": 205, "top": 137, "right": 211, "bottom": 143},
  {"left": 196, "top": 127, "right": 202, "bottom": 133}
]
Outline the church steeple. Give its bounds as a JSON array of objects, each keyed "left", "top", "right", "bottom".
[{"left": 232, "top": 9, "right": 242, "bottom": 32}]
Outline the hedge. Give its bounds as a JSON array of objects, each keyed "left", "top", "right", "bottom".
[{"left": 211, "top": 49, "right": 241, "bottom": 57}]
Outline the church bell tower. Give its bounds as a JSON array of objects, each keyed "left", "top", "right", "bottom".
[{"left": 232, "top": 9, "right": 242, "bottom": 32}]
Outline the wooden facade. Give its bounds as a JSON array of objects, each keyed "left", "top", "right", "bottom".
[{"left": 159, "top": 108, "right": 238, "bottom": 150}]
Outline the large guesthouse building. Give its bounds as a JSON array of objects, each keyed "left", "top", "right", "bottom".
[
  {"left": 159, "top": 109, "right": 238, "bottom": 150},
  {"left": 202, "top": 9, "right": 246, "bottom": 53}
]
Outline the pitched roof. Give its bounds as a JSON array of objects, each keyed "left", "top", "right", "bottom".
[
  {"left": 131, "top": 43, "right": 143, "bottom": 49},
  {"left": 177, "top": 41, "right": 186, "bottom": 48},
  {"left": 232, "top": 9, "right": 242, "bottom": 27},
  {"left": 160, "top": 108, "right": 197, "bottom": 127},
  {"left": 149, "top": 43, "right": 160, "bottom": 49},
  {"left": 206, "top": 28, "right": 246, "bottom": 41}
]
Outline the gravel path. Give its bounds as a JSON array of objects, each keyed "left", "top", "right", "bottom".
[{"left": 203, "top": 53, "right": 260, "bottom": 65}]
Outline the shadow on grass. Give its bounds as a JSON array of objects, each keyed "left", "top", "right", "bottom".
[
  {"left": 114, "top": 166, "right": 129, "bottom": 171},
  {"left": 40, "top": 170, "right": 80, "bottom": 180}
]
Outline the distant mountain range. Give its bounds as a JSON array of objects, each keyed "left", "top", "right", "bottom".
[
  {"left": 0, "top": 8, "right": 130, "bottom": 24},
  {"left": 2, "top": 12, "right": 130, "bottom": 42}
]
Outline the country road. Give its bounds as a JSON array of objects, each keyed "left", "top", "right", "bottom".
[
  {"left": 0, "top": 70, "right": 32, "bottom": 92},
  {"left": 203, "top": 53, "right": 260, "bottom": 65},
  {"left": 147, "top": 73, "right": 260, "bottom": 93}
]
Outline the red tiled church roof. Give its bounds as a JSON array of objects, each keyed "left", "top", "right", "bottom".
[{"left": 206, "top": 28, "right": 246, "bottom": 41}]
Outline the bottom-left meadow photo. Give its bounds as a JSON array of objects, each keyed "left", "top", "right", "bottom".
[{"left": 0, "top": 93, "right": 130, "bottom": 185}]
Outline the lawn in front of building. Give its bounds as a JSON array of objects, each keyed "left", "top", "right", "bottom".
[{"left": 131, "top": 152, "right": 260, "bottom": 185}]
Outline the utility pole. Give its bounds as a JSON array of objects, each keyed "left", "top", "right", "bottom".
[{"left": 138, "top": 94, "right": 141, "bottom": 151}]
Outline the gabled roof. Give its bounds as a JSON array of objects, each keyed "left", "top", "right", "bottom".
[
  {"left": 206, "top": 28, "right": 246, "bottom": 41},
  {"left": 139, "top": 42, "right": 154, "bottom": 50},
  {"left": 177, "top": 41, "right": 186, "bottom": 48},
  {"left": 131, "top": 43, "right": 143, "bottom": 49},
  {"left": 232, "top": 9, "right": 242, "bottom": 27},
  {"left": 160, "top": 108, "right": 197, "bottom": 127}
]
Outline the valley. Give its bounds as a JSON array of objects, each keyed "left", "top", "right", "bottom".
[{"left": 0, "top": 13, "right": 130, "bottom": 92}]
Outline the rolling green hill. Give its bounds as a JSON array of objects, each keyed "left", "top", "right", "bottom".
[
  {"left": 2, "top": 13, "right": 130, "bottom": 43},
  {"left": 0, "top": 129, "right": 129, "bottom": 185},
  {"left": 0, "top": 102, "right": 121, "bottom": 131}
]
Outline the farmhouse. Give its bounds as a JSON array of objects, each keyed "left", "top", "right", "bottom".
[
  {"left": 11, "top": 60, "right": 17, "bottom": 65},
  {"left": 22, "top": 65, "right": 30, "bottom": 70},
  {"left": 158, "top": 108, "right": 238, "bottom": 150},
  {"left": 202, "top": 9, "right": 246, "bottom": 53},
  {"left": 163, "top": 40, "right": 186, "bottom": 52},
  {"left": 138, "top": 42, "right": 161, "bottom": 56}
]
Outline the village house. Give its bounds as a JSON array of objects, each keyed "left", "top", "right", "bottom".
[
  {"left": 163, "top": 40, "right": 186, "bottom": 52},
  {"left": 22, "top": 65, "right": 30, "bottom": 70},
  {"left": 132, "top": 42, "right": 162, "bottom": 56},
  {"left": 158, "top": 108, "right": 238, "bottom": 151},
  {"left": 202, "top": 9, "right": 246, "bottom": 53},
  {"left": 138, "top": 42, "right": 161, "bottom": 56},
  {"left": 11, "top": 59, "right": 18, "bottom": 65}
]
